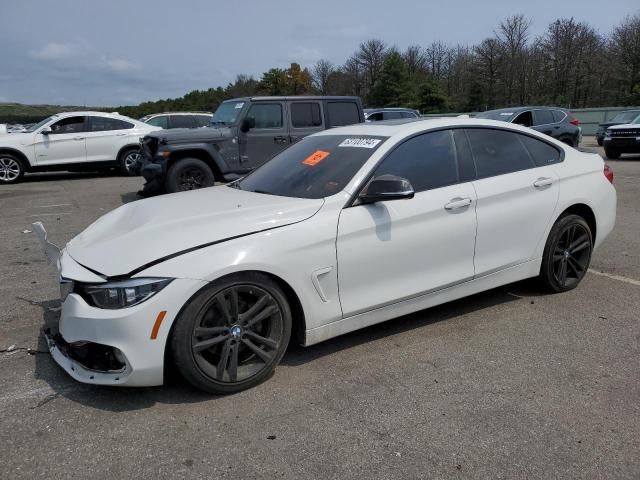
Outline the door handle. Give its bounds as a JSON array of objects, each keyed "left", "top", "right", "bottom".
[
  {"left": 273, "top": 136, "right": 288, "bottom": 144},
  {"left": 73, "top": 137, "right": 85, "bottom": 141},
  {"left": 533, "top": 177, "right": 554, "bottom": 188},
  {"left": 444, "top": 197, "right": 472, "bottom": 210}
]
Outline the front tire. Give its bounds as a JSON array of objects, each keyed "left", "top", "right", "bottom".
[
  {"left": 0, "top": 154, "right": 25, "bottom": 184},
  {"left": 166, "top": 157, "right": 215, "bottom": 193},
  {"left": 539, "top": 214, "right": 593, "bottom": 293},
  {"left": 604, "top": 147, "right": 620, "bottom": 160},
  {"left": 171, "top": 273, "right": 292, "bottom": 394}
]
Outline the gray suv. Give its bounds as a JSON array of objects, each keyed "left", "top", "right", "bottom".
[{"left": 139, "top": 96, "right": 364, "bottom": 194}]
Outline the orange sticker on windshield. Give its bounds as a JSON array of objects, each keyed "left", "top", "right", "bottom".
[{"left": 303, "top": 150, "right": 330, "bottom": 166}]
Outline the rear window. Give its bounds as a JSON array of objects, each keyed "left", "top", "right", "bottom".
[
  {"left": 237, "top": 135, "right": 387, "bottom": 199},
  {"left": 327, "top": 102, "right": 360, "bottom": 127}
]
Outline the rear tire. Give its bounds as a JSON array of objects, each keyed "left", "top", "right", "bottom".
[
  {"left": 597, "top": 138, "right": 603, "bottom": 147},
  {"left": 539, "top": 214, "right": 593, "bottom": 293},
  {"left": 166, "top": 158, "right": 215, "bottom": 193},
  {"left": 0, "top": 154, "right": 25, "bottom": 184},
  {"left": 604, "top": 147, "right": 620, "bottom": 160},
  {"left": 118, "top": 148, "right": 141, "bottom": 176},
  {"left": 171, "top": 272, "right": 292, "bottom": 394},
  {"left": 560, "top": 138, "right": 575, "bottom": 148}
]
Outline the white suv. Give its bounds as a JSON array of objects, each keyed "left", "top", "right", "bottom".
[{"left": 0, "top": 111, "right": 160, "bottom": 184}]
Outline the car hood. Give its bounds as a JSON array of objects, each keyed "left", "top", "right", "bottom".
[
  {"left": 0, "top": 131, "right": 33, "bottom": 146},
  {"left": 146, "top": 126, "right": 232, "bottom": 143},
  {"left": 608, "top": 123, "right": 640, "bottom": 130},
  {"left": 66, "top": 186, "right": 324, "bottom": 277},
  {"left": 598, "top": 121, "right": 625, "bottom": 129}
]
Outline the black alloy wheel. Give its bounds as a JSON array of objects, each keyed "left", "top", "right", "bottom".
[
  {"left": 171, "top": 273, "right": 291, "bottom": 394},
  {"left": 540, "top": 214, "right": 593, "bottom": 292}
]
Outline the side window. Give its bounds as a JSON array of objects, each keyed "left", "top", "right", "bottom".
[
  {"left": 89, "top": 117, "right": 134, "bottom": 132},
  {"left": 552, "top": 110, "right": 566, "bottom": 123},
  {"left": 246, "top": 103, "right": 283, "bottom": 129},
  {"left": 520, "top": 135, "right": 562, "bottom": 166},
  {"left": 194, "top": 115, "right": 212, "bottom": 127},
  {"left": 401, "top": 111, "right": 418, "bottom": 118},
  {"left": 372, "top": 130, "right": 460, "bottom": 193},
  {"left": 533, "top": 109, "right": 555, "bottom": 126},
  {"left": 291, "top": 102, "right": 322, "bottom": 128},
  {"left": 383, "top": 111, "right": 404, "bottom": 120},
  {"left": 147, "top": 116, "right": 169, "bottom": 128},
  {"left": 367, "top": 112, "right": 383, "bottom": 121},
  {"left": 170, "top": 115, "right": 196, "bottom": 129},
  {"left": 327, "top": 102, "right": 360, "bottom": 127},
  {"left": 512, "top": 111, "right": 532, "bottom": 127},
  {"left": 452, "top": 130, "right": 477, "bottom": 182},
  {"left": 49, "top": 116, "right": 85, "bottom": 134},
  {"left": 466, "top": 129, "right": 535, "bottom": 178}
]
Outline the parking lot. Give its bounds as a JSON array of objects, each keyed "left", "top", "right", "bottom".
[{"left": 0, "top": 138, "right": 638, "bottom": 479}]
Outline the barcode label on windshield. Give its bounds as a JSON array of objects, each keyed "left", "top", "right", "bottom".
[{"left": 338, "top": 138, "right": 382, "bottom": 149}]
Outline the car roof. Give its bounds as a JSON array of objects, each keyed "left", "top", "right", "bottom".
[
  {"left": 479, "top": 106, "right": 568, "bottom": 115},
  {"left": 364, "top": 108, "right": 418, "bottom": 112},
  {"left": 313, "top": 117, "right": 560, "bottom": 140},
  {"left": 145, "top": 112, "right": 212, "bottom": 117},
  {"left": 224, "top": 96, "right": 361, "bottom": 102}
]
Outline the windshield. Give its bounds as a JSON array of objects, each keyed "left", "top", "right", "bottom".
[
  {"left": 609, "top": 111, "right": 640, "bottom": 123},
  {"left": 236, "top": 135, "right": 388, "bottom": 199},
  {"left": 475, "top": 111, "right": 516, "bottom": 121},
  {"left": 211, "top": 101, "right": 245, "bottom": 125},
  {"left": 25, "top": 116, "right": 55, "bottom": 133}
]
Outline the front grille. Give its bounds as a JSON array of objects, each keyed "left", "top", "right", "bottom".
[
  {"left": 141, "top": 136, "right": 158, "bottom": 158},
  {"left": 609, "top": 129, "right": 640, "bottom": 137}
]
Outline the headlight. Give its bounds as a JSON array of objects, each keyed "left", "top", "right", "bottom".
[{"left": 77, "top": 278, "right": 172, "bottom": 309}]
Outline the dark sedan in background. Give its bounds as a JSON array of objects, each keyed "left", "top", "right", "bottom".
[
  {"left": 595, "top": 110, "right": 640, "bottom": 146},
  {"left": 475, "top": 106, "right": 581, "bottom": 146}
]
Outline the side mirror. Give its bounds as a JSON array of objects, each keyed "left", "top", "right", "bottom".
[
  {"left": 240, "top": 117, "right": 256, "bottom": 133},
  {"left": 359, "top": 174, "right": 415, "bottom": 205},
  {"left": 41, "top": 127, "right": 52, "bottom": 135}
]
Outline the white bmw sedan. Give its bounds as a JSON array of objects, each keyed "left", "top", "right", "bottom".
[{"left": 34, "top": 118, "right": 616, "bottom": 394}]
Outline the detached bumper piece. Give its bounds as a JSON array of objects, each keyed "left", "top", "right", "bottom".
[{"left": 43, "top": 326, "right": 131, "bottom": 385}]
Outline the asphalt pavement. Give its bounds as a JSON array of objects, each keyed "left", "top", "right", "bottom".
[{"left": 0, "top": 139, "right": 638, "bottom": 479}]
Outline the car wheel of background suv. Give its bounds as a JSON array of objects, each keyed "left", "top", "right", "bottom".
[
  {"left": 0, "top": 153, "right": 25, "bottom": 184},
  {"left": 166, "top": 158, "right": 215, "bottom": 193},
  {"left": 604, "top": 147, "right": 621, "bottom": 159},
  {"left": 119, "top": 148, "right": 141, "bottom": 176}
]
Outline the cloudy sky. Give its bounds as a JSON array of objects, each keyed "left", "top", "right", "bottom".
[{"left": 0, "top": 0, "right": 637, "bottom": 106}]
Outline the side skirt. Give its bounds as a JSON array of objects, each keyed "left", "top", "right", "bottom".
[{"left": 304, "top": 259, "right": 541, "bottom": 346}]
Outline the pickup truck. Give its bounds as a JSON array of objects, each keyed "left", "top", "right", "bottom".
[{"left": 138, "top": 96, "right": 365, "bottom": 194}]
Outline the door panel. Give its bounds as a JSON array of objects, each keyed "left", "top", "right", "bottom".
[
  {"left": 34, "top": 116, "right": 87, "bottom": 166},
  {"left": 337, "top": 183, "right": 477, "bottom": 316},
  {"left": 472, "top": 166, "right": 559, "bottom": 275},
  {"left": 85, "top": 116, "right": 135, "bottom": 162},
  {"left": 240, "top": 102, "right": 288, "bottom": 168}
]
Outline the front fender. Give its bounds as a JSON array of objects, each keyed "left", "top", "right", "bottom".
[{"left": 167, "top": 142, "right": 232, "bottom": 173}]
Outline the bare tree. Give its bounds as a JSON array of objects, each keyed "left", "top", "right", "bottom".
[
  {"left": 403, "top": 45, "right": 428, "bottom": 79},
  {"left": 312, "top": 59, "right": 335, "bottom": 94},
  {"left": 356, "top": 39, "right": 388, "bottom": 94},
  {"left": 610, "top": 13, "right": 640, "bottom": 97},
  {"left": 495, "top": 14, "right": 531, "bottom": 104},
  {"left": 425, "top": 41, "right": 448, "bottom": 79},
  {"left": 474, "top": 38, "right": 501, "bottom": 108}
]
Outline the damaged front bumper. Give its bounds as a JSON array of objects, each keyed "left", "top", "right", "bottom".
[{"left": 32, "top": 222, "right": 207, "bottom": 387}]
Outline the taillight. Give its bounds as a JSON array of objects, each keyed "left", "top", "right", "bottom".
[
  {"left": 569, "top": 116, "right": 580, "bottom": 126},
  {"left": 604, "top": 164, "right": 614, "bottom": 184}
]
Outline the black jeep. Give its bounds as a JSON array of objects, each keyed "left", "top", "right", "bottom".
[{"left": 138, "top": 96, "right": 364, "bottom": 194}]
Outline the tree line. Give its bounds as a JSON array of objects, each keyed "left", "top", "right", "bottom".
[
  {"left": 114, "top": 12, "right": 639, "bottom": 119},
  {"left": 3, "top": 12, "right": 638, "bottom": 124}
]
